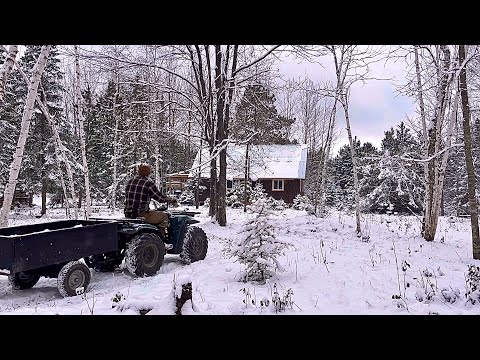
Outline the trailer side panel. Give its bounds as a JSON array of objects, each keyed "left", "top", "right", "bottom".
[{"left": 11, "top": 221, "right": 119, "bottom": 273}]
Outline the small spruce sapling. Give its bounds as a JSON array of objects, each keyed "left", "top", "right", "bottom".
[{"left": 231, "top": 198, "right": 292, "bottom": 283}]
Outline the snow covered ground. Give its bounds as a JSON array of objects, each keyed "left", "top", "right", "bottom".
[{"left": 1, "top": 199, "right": 479, "bottom": 315}]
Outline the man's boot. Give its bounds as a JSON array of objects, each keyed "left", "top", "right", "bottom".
[
  {"left": 159, "top": 227, "right": 173, "bottom": 250},
  {"left": 158, "top": 226, "right": 167, "bottom": 239}
]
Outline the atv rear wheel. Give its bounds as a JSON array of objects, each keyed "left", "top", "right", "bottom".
[
  {"left": 125, "top": 233, "right": 165, "bottom": 277},
  {"left": 180, "top": 226, "right": 208, "bottom": 264}
]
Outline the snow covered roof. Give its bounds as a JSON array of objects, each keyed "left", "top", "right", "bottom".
[{"left": 189, "top": 144, "right": 308, "bottom": 180}]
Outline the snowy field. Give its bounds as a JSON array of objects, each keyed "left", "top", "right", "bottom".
[{"left": 1, "top": 199, "right": 479, "bottom": 315}]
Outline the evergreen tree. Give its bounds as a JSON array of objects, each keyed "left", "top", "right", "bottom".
[
  {"left": 444, "top": 117, "right": 480, "bottom": 216},
  {"left": 87, "top": 82, "right": 116, "bottom": 201},
  {"left": 231, "top": 198, "right": 291, "bottom": 283},
  {"left": 361, "top": 122, "right": 424, "bottom": 214},
  {"left": 327, "top": 144, "right": 355, "bottom": 210},
  {"left": 232, "top": 84, "right": 295, "bottom": 145}
]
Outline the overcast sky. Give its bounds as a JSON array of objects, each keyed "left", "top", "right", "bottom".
[{"left": 274, "top": 47, "right": 417, "bottom": 153}]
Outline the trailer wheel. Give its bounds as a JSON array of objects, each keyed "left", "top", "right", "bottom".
[
  {"left": 180, "top": 226, "right": 208, "bottom": 264},
  {"left": 125, "top": 233, "right": 165, "bottom": 277},
  {"left": 9, "top": 271, "right": 40, "bottom": 290},
  {"left": 57, "top": 261, "right": 91, "bottom": 297}
]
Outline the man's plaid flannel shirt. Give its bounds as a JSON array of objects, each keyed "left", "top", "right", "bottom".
[{"left": 124, "top": 175, "right": 168, "bottom": 217}]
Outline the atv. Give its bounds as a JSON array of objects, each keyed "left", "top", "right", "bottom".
[{"left": 85, "top": 202, "right": 208, "bottom": 277}]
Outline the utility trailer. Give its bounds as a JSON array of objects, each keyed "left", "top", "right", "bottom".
[{"left": 0, "top": 213, "right": 208, "bottom": 297}]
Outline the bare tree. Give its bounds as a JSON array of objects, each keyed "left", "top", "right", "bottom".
[
  {"left": 0, "top": 45, "right": 51, "bottom": 227},
  {"left": 326, "top": 45, "right": 383, "bottom": 235},
  {"left": 458, "top": 44, "right": 480, "bottom": 258}
]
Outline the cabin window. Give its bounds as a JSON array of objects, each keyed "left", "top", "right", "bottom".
[
  {"left": 226, "top": 180, "right": 233, "bottom": 189},
  {"left": 272, "top": 179, "right": 284, "bottom": 191}
]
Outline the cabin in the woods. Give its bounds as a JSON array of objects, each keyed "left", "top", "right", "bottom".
[
  {"left": 0, "top": 190, "right": 33, "bottom": 208},
  {"left": 189, "top": 144, "right": 308, "bottom": 205},
  {"left": 165, "top": 171, "right": 190, "bottom": 194}
]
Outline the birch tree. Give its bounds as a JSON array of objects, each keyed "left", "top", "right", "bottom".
[
  {"left": 74, "top": 45, "right": 92, "bottom": 219},
  {"left": 0, "top": 45, "right": 51, "bottom": 227},
  {"left": 395, "top": 45, "right": 478, "bottom": 241},
  {"left": 458, "top": 44, "right": 480, "bottom": 259},
  {"left": 0, "top": 45, "right": 18, "bottom": 103},
  {"left": 326, "top": 46, "right": 382, "bottom": 235}
]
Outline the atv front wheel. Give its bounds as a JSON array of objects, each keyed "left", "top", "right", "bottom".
[{"left": 180, "top": 226, "right": 208, "bottom": 264}]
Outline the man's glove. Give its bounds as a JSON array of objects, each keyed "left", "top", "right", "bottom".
[{"left": 168, "top": 196, "right": 179, "bottom": 207}]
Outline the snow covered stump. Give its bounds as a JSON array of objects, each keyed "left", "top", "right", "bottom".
[{"left": 173, "top": 275, "right": 193, "bottom": 315}]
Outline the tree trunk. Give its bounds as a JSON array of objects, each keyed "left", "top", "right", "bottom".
[
  {"left": 74, "top": 45, "right": 92, "bottom": 219},
  {"left": 209, "top": 156, "right": 217, "bottom": 217},
  {"left": 40, "top": 92, "right": 47, "bottom": 216},
  {"left": 0, "top": 45, "right": 18, "bottom": 103},
  {"left": 154, "top": 95, "right": 163, "bottom": 191},
  {"left": 317, "top": 97, "right": 339, "bottom": 217},
  {"left": 215, "top": 45, "right": 227, "bottom": 226},
  {"left": 244, "top": 143, "right": 250, "bottom": 212},
  {"left": 459, "top": 44, "right": 480, "bottom": 259},
  {"left": 78, "top": 188, "right": 83, "bottom": 209},
  {"left": 414, "top": 46, "right": 429, "bottom": 192},
  {"left": 342, "top": 94, "right": 362, "bottom": 236},
  {"left": 195, "top": 138, "right": 202, "bottom": 209},
  {"left": 422, "top": 45, "right": 452, "bottom": 241},
  {"left": 0, "top": 45, "right": 51, "bottom": 228},
  {"left": 41, "top": 178, "right": 47, "bottom": 215},
  {"left": 110, "top": 80, "right": 119, "bottom": 213}
]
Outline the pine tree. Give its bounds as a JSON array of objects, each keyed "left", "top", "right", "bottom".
[
  {"left": 327, "top": 139, "right": 365, "bottom": 211},
  {"left": 250, "top": 182, "right": 267, "bottom": 203},
  {"left": 361, "top": 122, "right": 424, "bottom": 214},
  {"left": 232, "top": 84, "right": 295, "bottom": 145},
  {"left": 226, "top": 181, "right": 252, "bottom": 208},
  {"left": 86, "top": 83, "right": 115, "bottom": 201},
  {"left": 231, "top": 198, "right": 291, "bottom": 283}
]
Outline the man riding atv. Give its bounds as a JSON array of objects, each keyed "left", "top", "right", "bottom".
[{"left": 124, "top": 163, "right": 178, "bottom": 237}]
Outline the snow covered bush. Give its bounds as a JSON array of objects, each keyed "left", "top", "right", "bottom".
[
  {"left": 465, "top": 264, "right": 480, "bottom": 304},
  {"left": 266, "top": 197, "right": 287, "bottom": 211},
  {"left": 292, "top": 194, "right": 311, "bottom": 211},
  {"left": 231, "top": 198, "right": 292, "bottom": 283},
  {"left": 203, "top": 198, "right": 210, "bottom": 208},
  {"left": 179, "top": 179, "right": 206, "bottom": 205},
  {"left": 179, "top": 189, "right": 194, "bottom": 205},
  {"left": 250, "top": 182, "right": 267, "bottom": 202}
]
